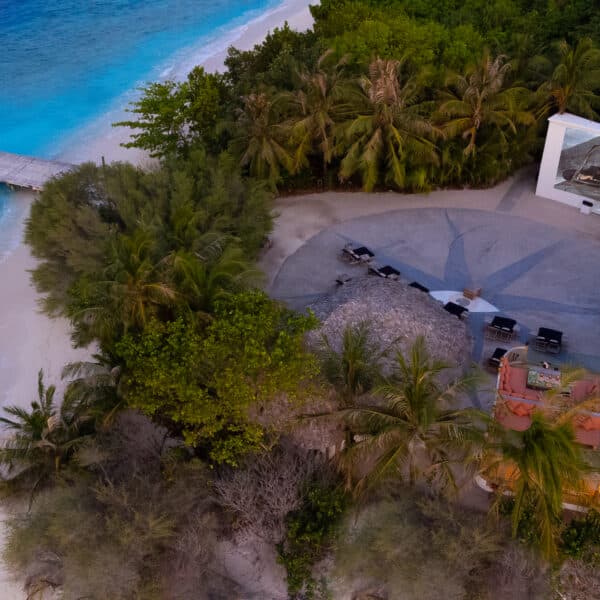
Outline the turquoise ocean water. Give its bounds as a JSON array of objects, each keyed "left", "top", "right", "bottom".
[{"left": 0, "top": 0, "right": 279, "bottom": 256}]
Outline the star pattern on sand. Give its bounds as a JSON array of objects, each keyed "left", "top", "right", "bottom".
[
  {"left": 347, "top": 210, "right": 600, "bottom": 372},
  {"left": 272, "top": 206, "right": 600, "bottom": 409}
]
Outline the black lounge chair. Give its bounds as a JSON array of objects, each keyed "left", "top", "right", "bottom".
[
  {"left": 409, "top": 281, "right": 429, "bottom": 293},
  {"left": 341, "top": 244, "right": 374, "bottom": 263},
  {"left": 444, "top": 302, "right": 468, "bottom": 319},
  {"left": 533, "top": 327, "right": 563, "bottom": 354},
  {"left": 485, "top": 316, "right": 517, "bottom": 342},
  {"left": 488, "top": 347, "right": 507, "bottom": 369},
  {"left": 368, "top": 264, "right": 400, "bottom": 280}
]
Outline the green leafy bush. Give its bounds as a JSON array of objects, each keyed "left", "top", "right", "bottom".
[
  {"left": 114, "top": 66, "right": 231, "bottom": 157},
  {"left": 25, "top": 152, "right": 272, "bottom": 350},
  {"left": 116, "top": 292, "right": 318, "bottom": 465},
  {"left": 561, "top": 510, "right": 600, "bottom": 562},
  {"left": 278, "top": 484, "right": 347, "bottom": 598}
]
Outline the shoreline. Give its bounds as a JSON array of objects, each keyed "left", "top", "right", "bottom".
[
  {"left": 0, "top": 0, "right": 314, "bottom": 408},
  {"left": 0, "top": 3, "right": 314, "bottom": 597},
  {"left": 0, "top": 207, "right": 93, "bottom": 409},
  {"left": 59, "top": 0, "right": 314, "bottom": 166}
]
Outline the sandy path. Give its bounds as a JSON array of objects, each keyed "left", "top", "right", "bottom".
[
  {"left": 0, "top": 190, "right": 92, "bottom": 412},
  {"left": 0, "top": 223, "right": 92, "bottom": 410},
  {"left": 259, "top": 178, "right": 600, "bottom": 287}
]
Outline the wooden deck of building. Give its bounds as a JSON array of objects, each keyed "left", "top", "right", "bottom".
[{"left": 0, "top": 151, "right": 74, "bottom": 191}]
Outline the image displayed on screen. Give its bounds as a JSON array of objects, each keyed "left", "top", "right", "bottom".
[{"left": 555, "top": 128, "right": 600, "bottom": 201}]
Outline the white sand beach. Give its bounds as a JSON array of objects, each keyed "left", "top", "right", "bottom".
[
  {"left": 0, "top": 192, "right": 91, "bottom": 414},
  {"left": 0, "top": 1, "right": 314, "bottom": 596},
  {"left": 60, "top": 0, "right": 315, "bottom": 165},
  {"left": 0, "top": 0, "right": 315, "bottom": 428}
]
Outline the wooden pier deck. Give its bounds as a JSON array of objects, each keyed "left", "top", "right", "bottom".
[{"left": 0, "top": 151, "right": 74, "bottom": 191}]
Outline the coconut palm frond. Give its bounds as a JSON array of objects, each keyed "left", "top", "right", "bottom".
[
  {"left": 317, "top": 321, "right": 393, "bottom": 405},
  {"left": 485, "top": 412, "right": 588, "bottom": 560},
  {"left": 339, "top": 337, "right": 484, "bottom": 496}
]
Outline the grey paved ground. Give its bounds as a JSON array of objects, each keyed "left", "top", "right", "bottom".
[{"left": 270, "top": 204, "right": 600, "bottom": 409}]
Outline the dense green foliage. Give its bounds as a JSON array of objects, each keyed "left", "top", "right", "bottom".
[
  {"left": 22, "top": 153, "right": 324, "bottom": 466},
  {"left": 341, "top": 336, "right": 486, "bottom": 495},
  {"left": 10, "top": 1, "right": 600, "bottom": 595},
  {"left": 25, "top": 152, "right": 272, "bottom": 350},
  {"left": 21, "top": 149, "right": 321, "bottom": 469},
  {"left": 117, "top": 1, "right": 600, "bottom": 191},
  {"left": 116, "top": 293, "right": 318, "bottom": 465},
  {"left": 114, "top": 67, "right": 232, "bottom": 156},
  {"left": 278, "top": 482, "right": 347, "bottom": 598}
]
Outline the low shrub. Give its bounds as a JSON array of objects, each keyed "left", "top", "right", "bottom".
[
  {"left": 561, "top": 510, "right": 600, "bottom": 562},
  {"left": 278, "top": 483, "right": 347, "bottom": 599}
]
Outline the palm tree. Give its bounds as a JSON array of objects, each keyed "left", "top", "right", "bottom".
[
  {"left": 170, "top": 242, "right": 261, "bottom": 315},
  {"left": 62, "top": 356, "right": 122, "bottom": 428},
  {"left": 339, "top": 57, "right": 439, "bottom": 191},
  {"left": 509, "top": 33, "right": 546, "bottom": 86},
  {"left": 538, "top": 38, "right": 600, "bottom": 119},
  {"left": 69, "top": 229, "right": 177, "bottom": 347},
  {"left": 107, "top": 230, "right": 178, "bottom": 328},
  {"left": 231, "top": 93, "right": 293, "bottom": 187},
  {"left": 341, "top": 337, "right": 485, "bottom": 495},
  {"left": 286, "top": 51, "right": 351, "bottom": 177},
  {"left": 437, "top": 52, "right": 535, "bottom": 157},
  {"left": 484, "top": 413, "right": 587, "bottom": 561},
  {"left": 0, "top": 370, "right": 91, "bottom": 501},
  {"left": 317, "top": 321, "right": 399, "bottom": 407}
]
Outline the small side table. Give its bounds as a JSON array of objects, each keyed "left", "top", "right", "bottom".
[{"left": 463, "top": 287, "right": 482, "bottom": 300}]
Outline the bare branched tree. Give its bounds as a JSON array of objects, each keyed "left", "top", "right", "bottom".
[{"left": 213, "top": 440, "right": 329, "bottom": 542}]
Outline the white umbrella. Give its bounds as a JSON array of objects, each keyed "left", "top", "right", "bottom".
[{"left": 429, "top": 290, "right": 499, "bottom": 313}]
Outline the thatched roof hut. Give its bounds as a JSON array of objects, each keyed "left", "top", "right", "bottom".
[{"left": 307, "top": 277, "right": 473, "bottom": 373}]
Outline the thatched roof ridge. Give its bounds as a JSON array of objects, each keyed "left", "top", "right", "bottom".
[{"left": 308, "top": 277, "right": 473, "bottom": 371}]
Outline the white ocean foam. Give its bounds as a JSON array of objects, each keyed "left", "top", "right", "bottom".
[
  {"left": 160, "top": 67, "right": 175, "bottom": 78},
  {"left": 53, "top": 0, "right": 292, "bottom": 162},
  {"left": 165, "top": 0, "right": 299, "bottom": 79}
]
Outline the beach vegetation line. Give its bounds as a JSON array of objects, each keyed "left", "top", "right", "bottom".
[{"left": 3, "top": 1, "right": 600, "bottom": 597}]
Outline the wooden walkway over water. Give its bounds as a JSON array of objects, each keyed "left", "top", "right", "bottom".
[{"left": 0, "top": 151, "right": 74, "bottom": 191}]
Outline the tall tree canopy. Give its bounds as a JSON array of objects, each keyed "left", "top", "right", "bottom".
[
  {"left": 115, "top": 66, "right": 231, "bottom": 157},
  {"left": 25, "top": 152, "right": 272, "bottom": 350},
  {"left": 539, "top": 38, "right": 600, "bottom": 119},
  {"left": 115, "top": 292, "right": 318, "bottom": 465},
  {"left": 339, "top": 57, "right": 439, "bottom": 191},
  {"left": 115, "top": 1, "right": 600, "bottom": 192}
]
